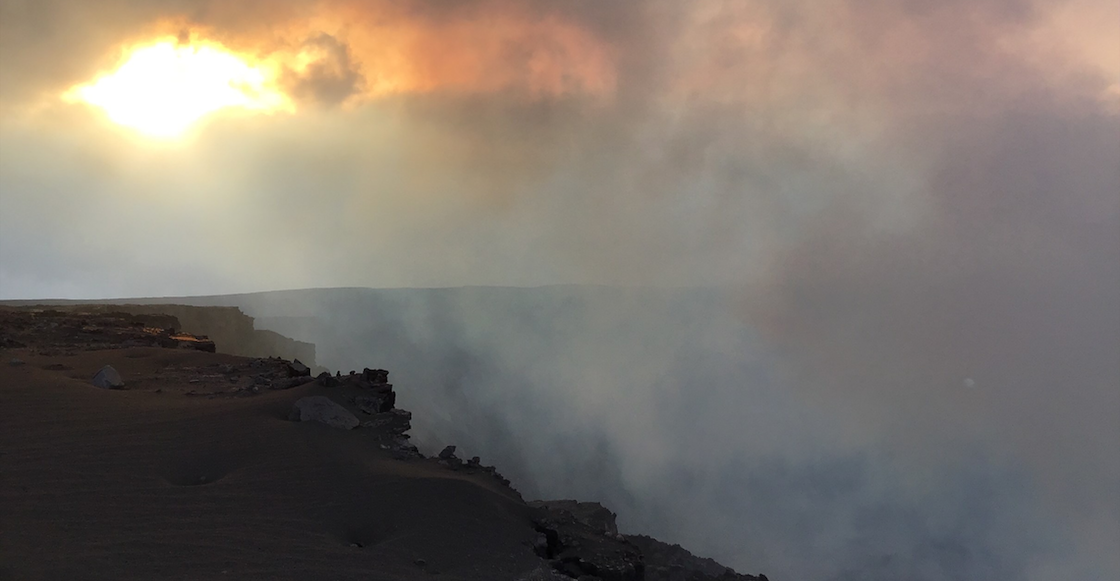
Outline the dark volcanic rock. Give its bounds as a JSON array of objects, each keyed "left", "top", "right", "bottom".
[
  {"left": 288, "top": 396, "right": 359, "bottom": 430},
  {"left": 91, "top": 365, "right": 125, "bottom": 389},
  {"left": 531, "top": 500, "right": 621, "bottom": 538},
  {"left": 532, "top": 503, "right": 644, "bottom": 581},
  {"left": 353, "top": 393, "right": 394, "bottom": 414},
  {"left": 361, "top": 367, "right": 389, "bottom": 385},
  {"left": 286, "top": 359, "right": 311, "bottom": 377},
  {"left": 315, "top": 371, "right": 341, "bottom": 387},
  {"left": 273, "top": 375, "right": 316, "bottom": 390},
  {"left": 626, "top": 535, "right": 765, "bottom": 581},
  {"left": 359, "top": 409, "right": 412, "bottom": 435}
]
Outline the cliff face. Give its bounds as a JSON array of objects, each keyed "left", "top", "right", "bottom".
[
  {"left": 94, "top": 304, "right": 317, "bottom": 368},
  {"left": 0, "top": 301, "right": 317, "bottom": 368}
]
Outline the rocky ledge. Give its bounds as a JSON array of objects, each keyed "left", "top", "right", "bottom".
[{"left": 0, "top": 305, "right": 766, "bottom": 581}]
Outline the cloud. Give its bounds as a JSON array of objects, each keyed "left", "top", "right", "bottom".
[
  {"left": 1, "top": 0, "right": 1118, "bottom": 578},
  {"left": 281, "top": 33, "right": 363, "bottom": 107}
]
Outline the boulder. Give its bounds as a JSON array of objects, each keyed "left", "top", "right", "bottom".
[
  {"left": 315, "top": 371, "right": 340, "bottom": 387},
  {"left": 362, "top": 368, "right": 389, "bottom": 384},
  {"left": 287, "top": 359, "right": 311, "bottom": 377},
  {"left": 354, "top": 392, "right": 394, "bottom": 414},
  {"left": 438, "top": 445, "right": 457, "bottom": 460},
  {"left": 92, "top": 365, "right": 125, "bottom": 389},
  {"left": 288, "top": 396, "right": 359, "bottom": 430}
]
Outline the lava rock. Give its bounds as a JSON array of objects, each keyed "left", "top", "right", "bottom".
[
  {"left": 288, "top": 396, "right": 359, "bottom": 430},
  {"left": 92, "top": 365, "right": 125, "bottom": 389}
]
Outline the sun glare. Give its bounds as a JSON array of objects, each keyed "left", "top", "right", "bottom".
[{"left": 66, "top": 38, "right": 292, "bottom": 138}]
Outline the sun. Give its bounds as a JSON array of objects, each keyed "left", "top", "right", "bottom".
[{"left": 65, "top": 37, "right": 292, "bottom": 138}]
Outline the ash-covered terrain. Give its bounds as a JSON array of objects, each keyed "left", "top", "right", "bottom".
[{"left": 0, "top": 305, "right": 765, "bottom": 581}]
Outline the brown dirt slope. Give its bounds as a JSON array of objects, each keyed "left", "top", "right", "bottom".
[{"left": 0, "top": 309, "right": 542, "bottom": 581}]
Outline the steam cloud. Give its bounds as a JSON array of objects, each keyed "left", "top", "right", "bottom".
[{"left": 1, "top": 0, "right": 1117, "bottom": 579}]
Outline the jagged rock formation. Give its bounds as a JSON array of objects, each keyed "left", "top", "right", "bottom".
[
  {"left": 530, "top": 500, "right": 767, "bottom": 581},
  {"left": 531, "top": 501, "right": 645, "bottom": 581}
]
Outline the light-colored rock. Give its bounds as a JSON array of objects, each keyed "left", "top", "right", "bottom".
[
  {"left": 92, "top": 365, "right": 125, "bottom": 389},
  {"left": 288, "top": 396, "right": 358, "bottom": 430}
]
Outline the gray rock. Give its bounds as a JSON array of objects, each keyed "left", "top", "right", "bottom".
[
  {"left": 8, "top": 358, "right": 25, "bottom": 366},
  {"left": 288, "top": 396, "right": 359, "bottom": 429},
  {"left": 92, "top": 365, "right": 125, "bottom": 389},
  {"left": 438, "top": 445, "right": 457, "bottom": 460}
]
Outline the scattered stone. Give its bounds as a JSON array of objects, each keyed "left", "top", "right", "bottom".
[
  {"left": 288, "top": 396, "right": 359, "bottom": 430},
  {"left": 8, "top": 358, "right": 25, "bottom": 366},
  {"left": 414, "top": 559, "right": 426, "bottom": 567},
  {"left": 91, "top": 365, "right": 125, "bottom": 389}
]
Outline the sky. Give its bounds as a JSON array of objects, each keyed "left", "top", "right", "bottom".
[{"left": 1, "top": 0, "right": 1118, "bottom": 579}]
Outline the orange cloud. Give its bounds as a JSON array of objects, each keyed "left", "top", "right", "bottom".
[{"left": 155, "top": 1, "right": 619, "bottom": 103}]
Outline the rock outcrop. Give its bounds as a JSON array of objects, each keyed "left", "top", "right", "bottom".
[
  {"left": 288, "top": 396, "right": 359, "bottom": 429},
  {"left": 531, "top": 501, "right": 644, "bottom": 581},
  {"left": 626, "top": 535, "right": 767, "bottom": 581},
  {"left": 0, "top": 304, "right": 769, "bottom": 581}
]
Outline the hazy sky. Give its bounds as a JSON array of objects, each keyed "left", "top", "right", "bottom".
[{"left": 1, "top": 1, "right": 1118, "bottom": 578}]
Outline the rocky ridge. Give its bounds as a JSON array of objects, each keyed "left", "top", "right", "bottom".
[{"left": 0, "top": 305, "right": 765, "bottom": 581}]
